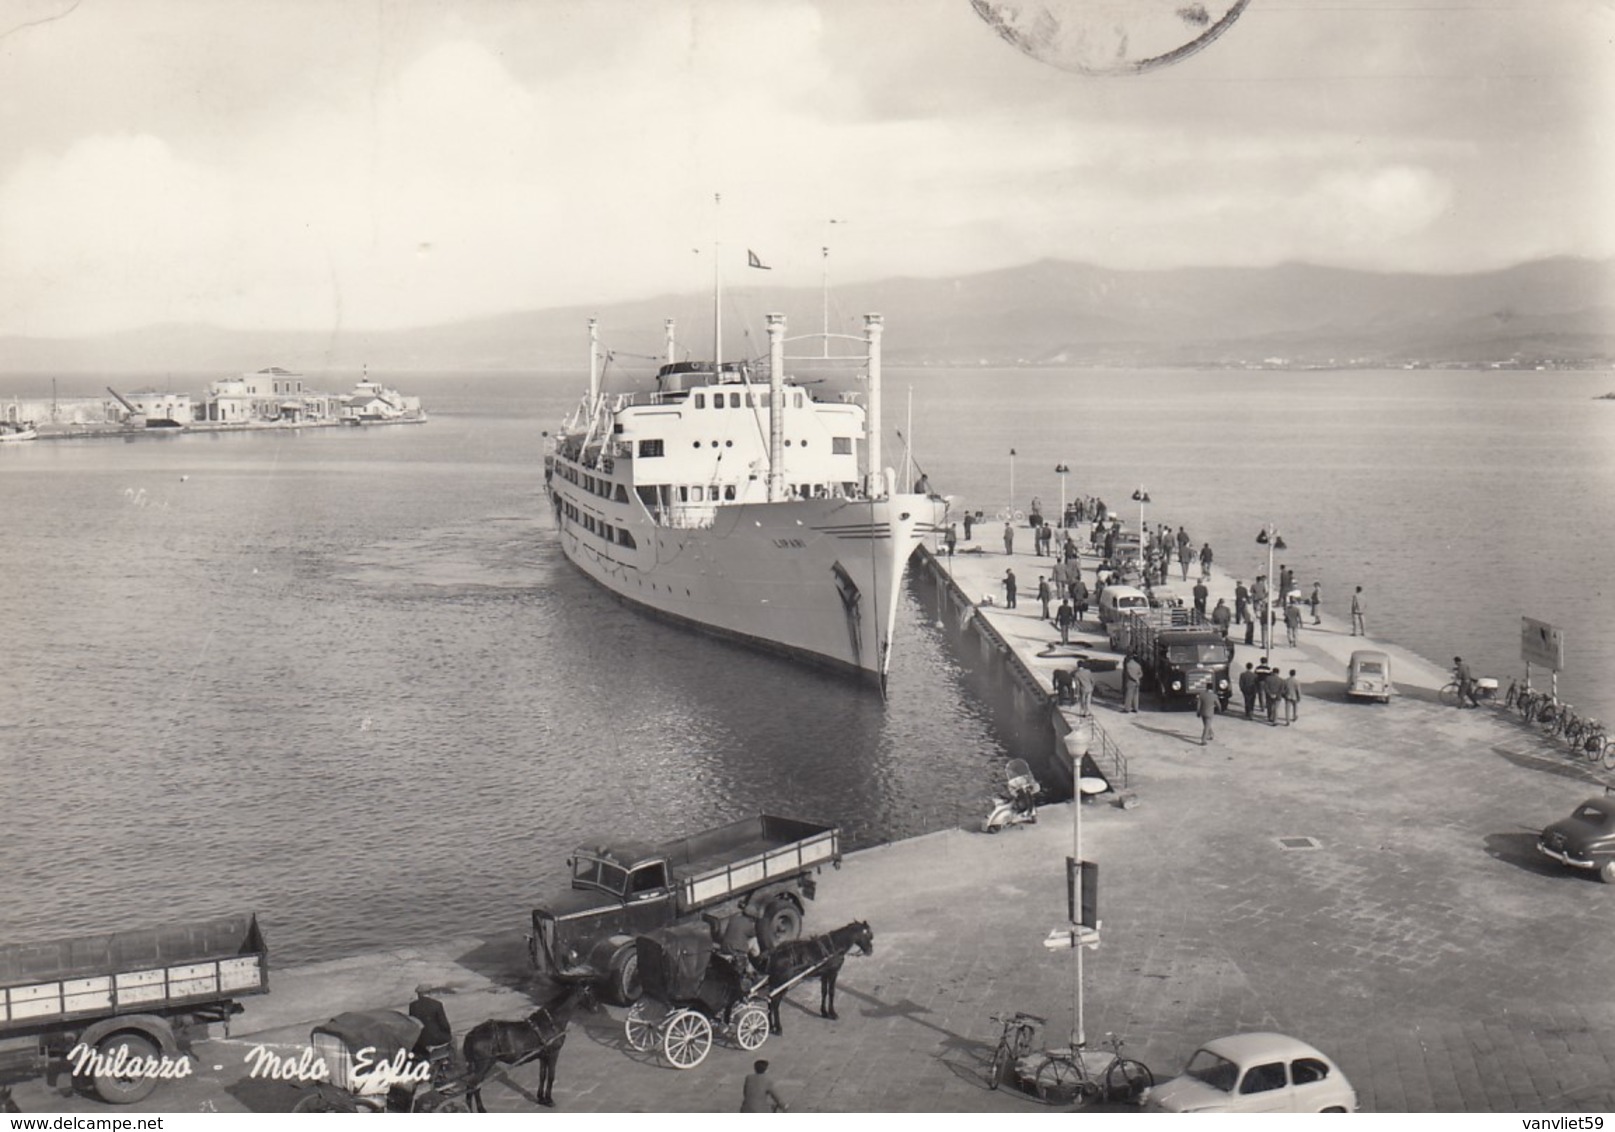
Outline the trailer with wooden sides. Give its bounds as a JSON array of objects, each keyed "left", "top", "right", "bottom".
[{"left": 0, "top": 913, "right": 269, "bottom": 1104}]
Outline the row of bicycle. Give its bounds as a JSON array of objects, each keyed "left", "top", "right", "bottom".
[{"left": 1500, "top": 678, "right": 1615, "bottom": 768}]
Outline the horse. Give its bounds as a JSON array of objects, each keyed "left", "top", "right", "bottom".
[
  {"left": 764, "top": 920, "right": 873, "bottom": 1036},
  {"left": 461, "top": 982, "right": 594, "bottom": 1111}
]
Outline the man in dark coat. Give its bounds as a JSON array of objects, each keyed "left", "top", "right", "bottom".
[
  {"left": 1238, "top": 662, "right": 1258, "bottom": 719},
  {"left": 1003, "top": 569, "right": 1018, "bottom": 608},
  {"left": 1263, "top": 667, "right": 1286, "bottom": 726},
  {"left": 1122, "top": 654, "right": 1144, "bottom": 713},
  {"left": 409, "top": 984, "right": 454, "bottom": 1060}
]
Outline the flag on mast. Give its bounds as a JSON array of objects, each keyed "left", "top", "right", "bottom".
[{"left": 747, "top": 249, "right": 772, "bottom": 270}]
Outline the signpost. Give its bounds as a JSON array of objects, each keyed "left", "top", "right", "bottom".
[{"left": 1520, "top": 617, "right": 1566, "bottom": 700}]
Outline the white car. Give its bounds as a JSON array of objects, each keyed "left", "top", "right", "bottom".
[{"left": 1143, "top": 1032, "right": 1358, "bottom": 1113}]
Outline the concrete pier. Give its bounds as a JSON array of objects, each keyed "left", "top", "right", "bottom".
[{"left": 10, "top": 520, "right": 1615, "bottom": 1114}]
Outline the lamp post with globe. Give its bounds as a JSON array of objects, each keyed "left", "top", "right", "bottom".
[
  {"left": 1256, "top": 524, "right": 1287, "bottom": 651},
  {"left": 1055, "top": 464, "right": 1071, "bottom": 528}
]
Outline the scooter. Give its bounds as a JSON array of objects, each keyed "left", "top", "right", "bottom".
[{"left": 982, "top": 758, "right": 1041, "bottom": 833}]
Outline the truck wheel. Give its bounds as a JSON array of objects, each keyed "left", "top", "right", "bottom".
[
  {"left": 87, "top": 1032, "right": 163, "bottom": 1104},
  {"left": 1600, "top": 860, "right": 1615, "bottom": 885},
  {"left": 757, "top": 898, "right": 802, "bottom": 950},
  {"left": 607, "top": 945, "right": 642, "bottom": 1005}
]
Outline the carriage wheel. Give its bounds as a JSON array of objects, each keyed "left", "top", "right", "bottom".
[
  {"left": 734, "top": 1004, "right": 770, "bottom": 1051},
  {"left": 662, "top": 1009, "right": 713, "bottom": 1069},
  {"left": 415, "top": 1090, "right": 471, "bottom": 1114},
  {"left": 625, "top": 1000, "right": 659, "bottom": 1052}
]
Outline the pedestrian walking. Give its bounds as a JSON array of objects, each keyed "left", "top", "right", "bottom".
[
  {"left": 1284, "top": 600, "right": 1302, "bottom": 647},
  {"left": 1308, "top": 581, "right": 1322, "bottom": 625},
  {"left": 1075, "top": 662, "right": 1095, "bottom": 717},
  {"left": 963, "top": 512, "right": 974, "bottom": 541},
  {"left": 1003, "top": 522, "right": 1015, "bottom": 556},
  {"left": 1122, "top": 653, "right": 1143, "bottom": 713},
  {"left": 1041, "top": 522, "right": 1054, "bottom": 557},
  {"left": 1037, "top": 576, "right": 1053, "bottom": 620},
  {"left": 1234, "top": 580, "right": 1250, "bottom": 625},
  {"left": 1279, "top": 564, "right": 1295, "bottom": 602},
  {"left": 944, "top": 523, "right": 957, "bottom": 559},
  {"left": 1283, "top": 669, "right": 1302, "bottom": 723},
  {"left": 1056, "top": 599, "right": 1075, "bottom": 645},
  {"left": 1003, "top": 568, "right": 1018, "bottom": 609},
  {"left": 1351, "top": 586, "right": 1366, "bottom": 635},
  {"left": 1211, "top": 597, "right": 1232, "bottom": 638},
  {"left": 1073, "top": 577, "right": 1090, "bottom": 622},
  {"left": 1254, "top": 655, "right": 1274, "bottom": 712},
  {"left": 1192, "top": 579, "right": 1209, "bottom": 624},
  {"left": 740, "top": 1059, "right": 789, "bottom": 1112},
  {"left": 1263, "top": 667, "right": 1285, "bottom": 726},
  {"left": 1238, "top": 662, "right": 1257, "bottom": 720},
  {"left": 1196, "top": 684, "right": 1218, "bottom": 745},
  {"left": 1178, "top": 542, "right": 1192, "bottom": 581},
  {"left": 1199, "top": 542, "right": 1214, "bottom": 577}
]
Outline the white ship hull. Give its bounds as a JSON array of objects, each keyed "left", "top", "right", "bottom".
[{"left": 554, "top": 491, "right": 942, "bottom": 684}]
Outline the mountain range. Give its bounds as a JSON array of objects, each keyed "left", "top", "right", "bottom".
[{"left": 5, "top": 257, "right": 1611, "bottom": 374}]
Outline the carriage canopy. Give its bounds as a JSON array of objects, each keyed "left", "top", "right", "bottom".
[{"left": 635, "top": 925, "right": 715, "bottom": 1004}]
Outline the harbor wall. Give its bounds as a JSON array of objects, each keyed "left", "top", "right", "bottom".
[{"left": 911, "top": 546, "right": 1075, "bottom": 799}]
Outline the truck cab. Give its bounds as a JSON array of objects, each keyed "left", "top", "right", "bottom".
[{"left": 1153, "top": 630, "right": 1235, "bottom": 707}]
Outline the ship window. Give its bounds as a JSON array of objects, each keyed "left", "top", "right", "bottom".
[
  {"left": 712, "top": 396, "right": 723, "bottom": 410},
  {"left": 615, "top": 484, "right": 630, "bottom": 503},
  {"left": 784, "top": 439, "right": 792, "bottom": 446},
  {"left": 692, "top": 441, "right": 701, "bottom": 449},
  {"left": 694, "top": 394, "right": 705, "bottom": 408},
  {"left": 639, "top": 439, "right": 664, "bottom": 458},
  {"left": 729, "top": 392, "right": 740, "bottom": 408},
  {"left": 636, "top": 486, "right": 658, "bottom": 507},
  {"left": 833, "top": 437, "right": 851, "bottom": 455},
  {"left": 725, "top": 440, "right": 733, "bottom": 447},
  {"left": 724, "top": 485, "right": 736, "bottom": 501},
  {"left": 618, "top": 529, "right": 636, "bottom": 549},
  {"left": 678, "top": 486, "right": 689, "bottom": 503},
  {"left": 795, "top": 392, "right": 804, "bottom": 408},
  {"left": 692, "top": 486, "right": 704, "bottom": 502}
]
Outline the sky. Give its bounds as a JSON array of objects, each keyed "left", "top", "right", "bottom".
[{"left": 0, "top": 0, "right": 1610, "bottom": 337}]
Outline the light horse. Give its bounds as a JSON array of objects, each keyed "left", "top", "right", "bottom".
[
  {"left": 461, "top": 982, "right": 594, "bottom": 1111},
  {"left": 764, "top": 920, "right": 873, "bottom": 1036}
]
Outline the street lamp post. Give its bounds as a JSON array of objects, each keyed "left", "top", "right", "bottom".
[
  {"left": 1256, "top": 524, "right": 1287, "bottom": 651},
  {"left": 1131, "top": 487, "right": 1150, "bottom": 539},
  {"left": 1055, "top": 464, "right": 1070, "bottom": 528},
  {"left": 1009, "top": 448, "right": 1017, "bottom": 518}
]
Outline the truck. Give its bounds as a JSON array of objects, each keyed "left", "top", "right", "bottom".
[
  {"left": 528, "top": 814, "right": 840, "bottom": 1005},
  {"left": 1110, "top": 610, "right": 1234, "bottom": 709},
  {"left": 0, "top": 912, "right": 269, "bottom": 1104}
]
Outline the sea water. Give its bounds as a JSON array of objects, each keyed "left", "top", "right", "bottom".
[{"left": 0, "top": 367, "right": 1609, "bottom": 961}]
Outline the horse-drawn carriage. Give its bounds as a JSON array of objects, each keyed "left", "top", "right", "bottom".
[
  {"left": 623, "top": 925, "right": 771, "bottom": 1069},
  {"left": 290, "top": 1010, "right": 471, "bottom": 1113}
]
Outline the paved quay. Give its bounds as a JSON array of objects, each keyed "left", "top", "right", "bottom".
[{"left": 12, "top": 523, "right": 1615, "bottom": 1115}]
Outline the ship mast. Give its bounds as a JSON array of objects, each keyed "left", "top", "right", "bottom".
[{"left": 713, "top": 193, "right": 722, "bottom": 373}]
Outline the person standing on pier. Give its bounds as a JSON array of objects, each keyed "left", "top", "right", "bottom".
[
  {"left": 1075, "top": 662, "right": 1095, "bottom": 717},
  {"left": 1235, "top": 580, "right": 1250, "bottom": 625},
  {"left": 1199, "top": 542, "right": 1214, "bottom": 578},
  {"left": 1308, "top": 581, "right": 1322, "bottom": 625},
  {"left": 1283, "top": 669, "right": 1303, "bottom": 723},
  {"left": 1003, "top": 521, "right": 1015, "bottom": 555},
  {"left": 1003, "top": 568, "right": 1018, "bottom": 609},
  {"left": 1263, "top": 667, "right": 1286, "bottom": 726},
  {"left": 1239, "top": 662, "right": 1258, "bottom": 719},
  {"left": 1197, "top": 684, "right": 1218, "bottom": 746},
  {"left": 1073, "top": 576, "right": 1090, "bottom": 622},
  {"left": 1351, "top": 586, "right": 1366, "bottom": 635},
  {"left": 1284, "top": 600, "right": 1302, "bottom": 647},
  {"left": 1122, "top": 653, "right": 1143, "bottom": 713},
  {"left": 964, "top": 512, "right": 974, "bottom": 541},
  {"left": 1192, "top": 578, "right": 1209, "bottom": 624},
  {"left": 1254, "top": 655, "right": 1274, "bottom": 713},
  {"left": 1178, "top": 541, "right": 1193, "bottom": 581},
  {"left": 945, "top": 523, "right": 957, "bottom": 559},
  {"left": 1056, "top": 598, "right": 1075, "bottom": 644},
  {"left": 1211, "top": 597, "right": 1232, "bottom": 638},
  {"left": 1037, "top": 576, "right": 1052, "bottom": 620}
]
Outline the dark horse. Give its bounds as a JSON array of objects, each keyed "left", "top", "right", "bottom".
[
  {"left": 764, "top": 920, "right": 873, "bottom": 1036},
  {"left": 461, "top": 982, "right": 594, "bottom": 1111}
]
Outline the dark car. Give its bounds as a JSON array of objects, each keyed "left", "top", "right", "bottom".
[{"left": 1537, "top": 796, "right": 1615, "bottom": 883}]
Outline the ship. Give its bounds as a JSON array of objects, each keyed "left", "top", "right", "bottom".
[{"left": 545, "top": 310, "right": 944, "bottom": 690}]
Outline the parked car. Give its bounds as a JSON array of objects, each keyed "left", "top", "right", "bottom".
[
  {"left": 1143, "top": 1032, "right": 1357, "bottom": 1113},
  {"left": 1346, "top": 649, "right": 1395, "bottom": 703},
  {"left": 1537, "top": 795, "right": 1615, "bottom": 883}
]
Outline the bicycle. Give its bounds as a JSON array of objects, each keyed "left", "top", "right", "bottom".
[
  {"left": 1439, "top": 676, "right": 1494, "bottom": 709},
  {"left": 987, "top": 1012, "right": 1153, "bottom": 1106}
]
